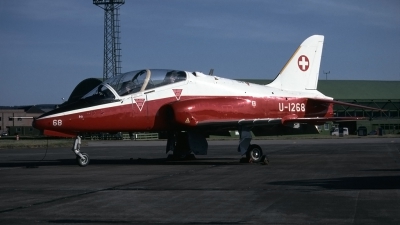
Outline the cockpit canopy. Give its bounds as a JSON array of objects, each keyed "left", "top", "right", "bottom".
[{"left": 82, "top": 69, "right": 187, "bottom": 100}]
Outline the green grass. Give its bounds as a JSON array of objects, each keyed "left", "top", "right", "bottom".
[
  {"left": 0, "top": 137, "right": 86, "bottom": 149},
  {"left": 1, "top": 134, "right": 398, "bottom": 149},
  {"left": 209, "top": 133, "right": 400, "bottom": 140}
]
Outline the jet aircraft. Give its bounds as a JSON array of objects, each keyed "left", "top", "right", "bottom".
[{"left": 33, "top": 35, "right": 379, "bottom": 167}]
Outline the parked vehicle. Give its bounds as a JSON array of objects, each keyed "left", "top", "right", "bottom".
[
  {"left": 1, "top": 132, "right": 8, "bottom": 137},
  {"left": 331, "top": 127, "right": 349, "bottom": 136}
]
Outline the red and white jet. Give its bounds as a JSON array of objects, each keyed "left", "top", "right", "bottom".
[{"left": 33, "top": 35, "right": 378, "bottom": 166}]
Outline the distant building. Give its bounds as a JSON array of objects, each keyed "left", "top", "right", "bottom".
[{"left": 0, "top": 105, "right": 56, "bottom": 136}]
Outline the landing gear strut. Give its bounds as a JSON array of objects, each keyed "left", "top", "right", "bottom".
[
  {"left": 166, "top": 132, "right": 192, "bottom": 160},
  {"left": 166, "top": 131, "right": 208, "bottom": 160},
  {"left": 72, "top": 136, "right": 90, "bottom": 167},
  {"left": 238, "top": 126, "right": 269, "bottom": 165}
]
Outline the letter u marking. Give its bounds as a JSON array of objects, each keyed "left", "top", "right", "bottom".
[{"left": 279, "top": 103, "right": 284, "bottom": 112}]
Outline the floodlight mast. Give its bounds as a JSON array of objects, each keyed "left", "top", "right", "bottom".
[
  {"left": 93, "top": 0, "right": 125, "bottom": 81},
  {"left": 323, "top": 70, "right": 330, "bottom": 80}
]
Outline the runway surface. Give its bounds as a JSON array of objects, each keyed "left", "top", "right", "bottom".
[{"left": 0, "top": 138, "right": 399, "bottom": 224}]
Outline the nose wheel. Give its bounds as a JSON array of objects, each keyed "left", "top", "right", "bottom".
[{"left": 76, "top": 153, "right": 90, "bottom": 167}]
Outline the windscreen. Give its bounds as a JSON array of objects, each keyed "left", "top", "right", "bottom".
[{"left": 81, "top": 69, "right": 187, "bottom": 99}]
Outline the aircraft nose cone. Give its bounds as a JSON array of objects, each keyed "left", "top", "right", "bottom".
[{"left": 32, "top": 118, "right": 46, "bottom": 130}]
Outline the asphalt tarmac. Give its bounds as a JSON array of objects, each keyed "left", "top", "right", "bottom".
[{"left": 0, "top": 138, "right": 399, "bottom": 224}]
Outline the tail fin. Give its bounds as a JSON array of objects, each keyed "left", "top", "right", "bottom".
[{"left": 267, "top": 35, "right": 324, "bottom": 91}]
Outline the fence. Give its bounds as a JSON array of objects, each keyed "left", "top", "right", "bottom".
[{"left": 122, "top": 133, "right": 159, "bottom": 140}]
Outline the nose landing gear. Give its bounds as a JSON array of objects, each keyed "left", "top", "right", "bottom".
[
  {"left": 76, "top": 153, "right": 90, "bottom": 167},
  {"left": 72, "top": 136, "right": 90, "bottom": 167}
]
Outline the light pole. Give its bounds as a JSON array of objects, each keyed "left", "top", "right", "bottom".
[
  {"left": 94, "top": 0, "right": 125, "bottom": 80},
  {"left": 323, "top": 70, "right": 330, "bottom": 80}
]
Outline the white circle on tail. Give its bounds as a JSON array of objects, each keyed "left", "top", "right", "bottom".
[{"left": 298, "top": 55, "right": 309, "bottom": 71}]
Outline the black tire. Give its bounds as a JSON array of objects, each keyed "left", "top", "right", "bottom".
[
  {"left": 169, "top": 153, "right": 196, "bottom": 161},
  {"left": 76, "top": 153, "right": 90, "bottom": 167},
  {"left": 260, "top": 155, "right": 269, "bottom": 165},
  {"left": 246, "top": 144, "right": 263, "bottom": 163}
]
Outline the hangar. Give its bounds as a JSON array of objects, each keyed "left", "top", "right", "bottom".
[{"left": 317, "top": 80, "right": 400, "bottom": 135}]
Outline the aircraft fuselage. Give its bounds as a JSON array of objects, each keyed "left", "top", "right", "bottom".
[{"left": 34, "top": 70, "right": 333, "bottom": 136}]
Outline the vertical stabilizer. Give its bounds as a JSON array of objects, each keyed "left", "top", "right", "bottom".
[{"left": 267, "top": 35, "right": 324, "bottom": 91}]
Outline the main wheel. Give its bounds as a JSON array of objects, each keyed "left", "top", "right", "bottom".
[
  {"left": 76, "top": 153, "right": 90, "bottom": 167},
  {"left": 246, "top": 144, "right": 263, "bottom": 163}
]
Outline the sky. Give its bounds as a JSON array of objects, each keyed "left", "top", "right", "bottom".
[{"left": 0, "top": 0, "right": 399, "bottom": 106}]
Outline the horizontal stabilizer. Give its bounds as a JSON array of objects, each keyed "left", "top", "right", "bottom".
[
  {"left": 310, "top": 98, "right": 383, "bottom": 111},
  {"left": 282, "top": 116, "right": 369, "bottom": 126}
]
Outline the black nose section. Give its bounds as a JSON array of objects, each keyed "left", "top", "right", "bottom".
[
  {"left": 32, "top": 117, "right": 48, "bottom": 131},
  {"left": 32, "top": 118, "right": 37, "bottom": 129}
]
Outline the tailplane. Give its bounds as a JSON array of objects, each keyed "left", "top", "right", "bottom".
[{"left": 267, "top": 35, "right": 324, "bottom": 91}]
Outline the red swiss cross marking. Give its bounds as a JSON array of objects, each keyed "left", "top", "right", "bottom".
[
  {"left": 173, "top": 89, "right": 182, "bottom": 100},
  {"left": 297, "top": 55, "right": 309, "bottom": 71},
  {"left": 134, "top": 98, "right": 145, "bottom": 111}
]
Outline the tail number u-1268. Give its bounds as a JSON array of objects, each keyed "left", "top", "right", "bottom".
[{"left": 279, "top": 103, "right": 305, "bottom": 112}]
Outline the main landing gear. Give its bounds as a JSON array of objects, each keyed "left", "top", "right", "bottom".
[
  {"left": 242, "top": 144, "right": 269, "bottom": 165},
  {"left": 238, "top": 126, "right": 269, "bottom": 165},
  {"left": 70, "top": 130, "right": 267, "bottom": 166},
  {"left": 72, "top": 136, "right": 90, "bottom": 167},
  {"left": 165, "top": 131, "right": 208, "bottom": 160}
]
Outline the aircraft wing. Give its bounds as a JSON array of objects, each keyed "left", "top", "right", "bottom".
[
  {"left": 196, "top": 116, "right": 369, "bottom": 128},
  {"left": 196, "top": 118, "right": 282, "bottom": 127},
  {"left": 194, "top": 98, "right": 381, "bottom": 128}
]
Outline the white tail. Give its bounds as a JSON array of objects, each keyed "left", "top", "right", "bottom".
[{"left": 267, "top": 35, "right": 324, "bottom": 91}]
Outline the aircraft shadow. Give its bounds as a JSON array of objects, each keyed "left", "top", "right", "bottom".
[
  {"left": 268, "top": 175, "right": 400, "bottom": 190},
  {"left": 361, "top": 169, "right": 400, "bottom": 172},
  {"left": 0, "top": 157, "right": 242, "bottom": 168}
]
